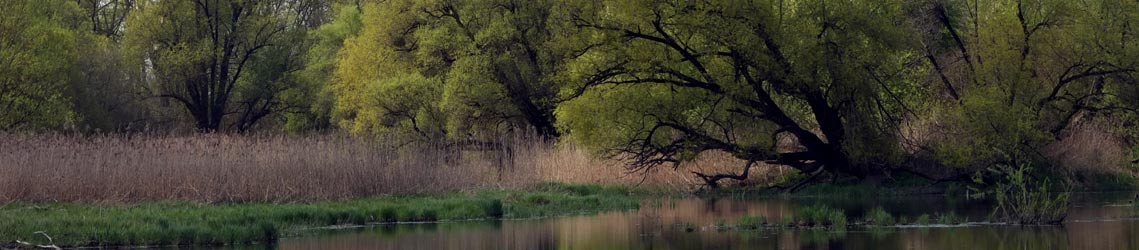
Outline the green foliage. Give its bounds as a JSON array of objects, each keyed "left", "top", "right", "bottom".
[
  {"left": 0, "top": 0, "right": 82, "bottom": 130},
  {"left": 67, "top": 33, "right": 155, "bottom": 132},
  {"left": 930, "top": 86, "right": 1051, "bottom": 169},
  {"left": 333, "top": 0, "right": 566, "bottom": 141},
  {"left": 927, "top": 0, "right": 1139, "bottom": 172},
  {"left": 287, "top": 4, "right": 364, "bottom": 132},
  {"left": 2, "top": 0, "right": 1139, "bottom": 200},
  {"left": 122, "top": 0, "right": 332, "bottom": 132},
  {"left": 554, "top": 0, "right": 920, "bottom": 177}
]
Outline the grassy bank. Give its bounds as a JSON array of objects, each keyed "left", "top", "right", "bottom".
[{"left": 0, "top": 183, "right": 640, "bottom": 248}]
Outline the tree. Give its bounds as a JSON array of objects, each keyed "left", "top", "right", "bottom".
[
  {"left": 288, "top": 3, "right": 364, "bottom": 132},
  {"left": 0, "top": 0, "right": 81, "bottom": 130},
  {"left": 333, "top": 0, "right": 566, "bottom": 142},
  {"left": 76, "top": 0, "right": 134, "bottom": 39},
  {"left": 66, "top": 0, "right": 164, "bottom": 133},
  {"left": 124, "top": 0, "right": 290, "bottom": 132},
  {"left": 919, "top": 0, "right": 1139, "bottom": 169},
  {"left": 555, "top": 0, "right": 924, "bottom": 187}
]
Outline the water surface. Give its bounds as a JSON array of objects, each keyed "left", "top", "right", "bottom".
[{"left": 270, "top": 193, "right": 1139, "bottom": 249}]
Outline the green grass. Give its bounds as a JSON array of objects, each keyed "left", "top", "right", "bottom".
[
  {"left": 935, "top": 211, "right": 963, "bottom": 224},
  {"left": 0, "top": 183, "right": 639, "bottom": 248},
  {"left": 978, "top": 163, "right": 1070, "bottom": 224},
  {"left": 914, "top": 214, "right": 931, "bottom": 225},
  {"left": 736, "top": 215, "right": 767, "bottom": 230},
  {"left": 780, "top": 215, "right": 795, "bottom": 226},
  {"left": 864, "top": 207, "right": 895, "bottom": 226},
  {"left": 795, "top": 205, "right": 847, "bottom": 228}
]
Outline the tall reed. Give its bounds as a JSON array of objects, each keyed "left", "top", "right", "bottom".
[{"left": 0, "top": 132, "right": 757, "bottom": 203}]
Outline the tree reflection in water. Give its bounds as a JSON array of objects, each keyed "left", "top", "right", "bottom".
[{"left": 272, "top": 193, "right": 1139, "bottom": 250}]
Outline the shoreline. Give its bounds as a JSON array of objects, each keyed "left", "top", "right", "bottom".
[{"left": 0, "top": 183, "right": 641, "bottom": 248}]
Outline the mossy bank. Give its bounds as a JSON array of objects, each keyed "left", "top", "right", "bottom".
[{"left": 0, "top": 183, "right": 639, "bottom": 248}]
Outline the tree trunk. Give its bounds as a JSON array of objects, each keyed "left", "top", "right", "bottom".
[{"left": 493, "top": 61, "right": 559, "bottom": 140}]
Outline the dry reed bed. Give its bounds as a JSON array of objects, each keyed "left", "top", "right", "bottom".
[
  {"left": 0, "top": 133, "right": 761, "bottom": 203},
  {"left": 0, "top": 134, "right": 493, "bottom": 202},
  {"left": 1044, "top": 121, "right": 1128, "bottom": 173}
]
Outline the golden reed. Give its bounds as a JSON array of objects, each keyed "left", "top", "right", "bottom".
[{"left": 0, "top": 133, "right": 761, "bottom": 203}]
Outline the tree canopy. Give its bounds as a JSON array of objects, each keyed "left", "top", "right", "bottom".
[
  {"left": 334, "top": 0, "right": 568, "bottom": 143},
  {"left": 555, "top": 0, "right": 922, "bottom": 182},
  {"left": 0, "top": 0, "right": 81, "bottom": 130},
  {"left": 4, "top": 0, "right": 1139, "bottom": 186}
]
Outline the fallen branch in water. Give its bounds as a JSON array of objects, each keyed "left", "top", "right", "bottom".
[{"left": 7, "top": 231, "right": 60, "bottom": 250}]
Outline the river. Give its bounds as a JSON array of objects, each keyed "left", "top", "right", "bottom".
[{"left": 256, "top": 192, "right": 1138, "bottom": 249}]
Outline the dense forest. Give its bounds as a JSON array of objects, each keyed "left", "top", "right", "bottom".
[{"left": 4, "top": 0, "right": 1139, "bottom": 188}]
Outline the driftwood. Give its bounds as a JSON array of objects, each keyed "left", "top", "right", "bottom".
[{"left": 5, "top": 232, "right": 60, "bottom": 250}]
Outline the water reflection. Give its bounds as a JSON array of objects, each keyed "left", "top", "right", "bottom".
[{"left": 273, "top": 193, "right": 1139, "bottom": 250}]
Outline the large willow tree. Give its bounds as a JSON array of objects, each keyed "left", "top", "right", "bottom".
[
  {"left": 333, "top": 0, "right": 566, "bottom": 143},
  {"left": 555, "top": 0, "right": 926, "bottom": 186}
]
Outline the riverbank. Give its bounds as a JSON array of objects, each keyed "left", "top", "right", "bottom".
[
  {"left": 0, "top": 183, "right": 640, "bottom": 248},
  {"left": 702, "top": 170, "right": 1139, "bottom": 200},
  {"left": 250, "top": 192, "right": 1139, "bottom": 250},
  {"left": 1, "top": 179, "right": 1134, "bottom": 249}
]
